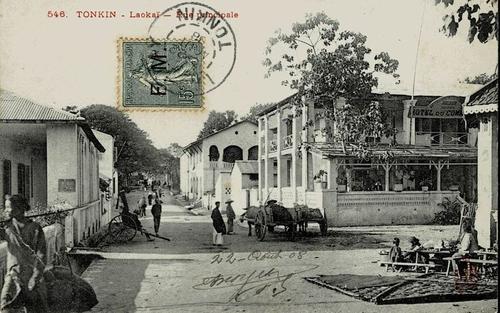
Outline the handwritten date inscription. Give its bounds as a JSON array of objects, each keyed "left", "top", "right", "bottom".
[
  {"left": 210, "top": 250, "right": 307, "bottom": 265},
  {"left": 194, "top": 250, "right": 316, "bottom": 302}
]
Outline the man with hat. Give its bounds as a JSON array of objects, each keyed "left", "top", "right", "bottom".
[
  {"left": 225, "top": 200, "right": 236, "bottom": 235},
  {"left": 211, "top": 201, "right": 226, "bottom": 245},
  {"left": 0, "top": 194, "right": 49, "bottom": 312}
]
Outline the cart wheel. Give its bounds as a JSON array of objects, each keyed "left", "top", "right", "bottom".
[
  {"left": 289, "top": 223, "right": 296, "bottom": 241},
  {"left": 320, "top": 220, "right": 328, "bottom": 236},
  {"left": 108, "top": 214, "right": 137, "bottom": 242},
  {"left": 255, "top": 211, "right": 267, "bottom": 241}
]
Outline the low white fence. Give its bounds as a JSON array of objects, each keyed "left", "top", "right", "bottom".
[{"left": 0, "top": 198, "right": 108, "bottom": 289}]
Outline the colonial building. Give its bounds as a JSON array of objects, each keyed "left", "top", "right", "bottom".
[
  {"left": 94, "top": 130, "right": 118, "bottom": 227},
  {"left": 0, "top": 90, "right": 105, "bottom": 246},
  {"left": 228, "top": 160, "right": 259, "bottom": 216},
  {"left": 257, "top": 90, "right": 478, "bottom": 227},
  {"left": 180, "top": 120, "right": 258, "bottom": 205},
  {"left": 463, "top": 79, "right": 498, "bottom": 248}
]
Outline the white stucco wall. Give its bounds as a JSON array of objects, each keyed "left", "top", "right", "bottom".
[
  {"left": 46, "top": 124, "right": 79, "bottom": 207},
  {"left": 94, "top": 130, "right": 116, "bottom": 226},
  {"left": 201, "top": 121, "right": 258, "bottom": 193},
  {"left": 180, "top": 154, "right": 189, "bottom": 196},
  {"left": 475, "top": 114, "right": 498, "bottom": 248},
  {"left": 180, "top": 121, "right": 258, "bottom": 202}
]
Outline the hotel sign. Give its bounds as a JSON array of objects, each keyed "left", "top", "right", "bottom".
[{"left": 409, "top": 96, "right": 464, "bottom": 118}]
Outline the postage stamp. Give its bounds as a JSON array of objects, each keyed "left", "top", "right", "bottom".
[{"left": 117, "top": 37, "right": 204, "bottom": 110}]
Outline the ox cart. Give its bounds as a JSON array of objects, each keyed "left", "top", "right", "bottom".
[{"left": 241, "top": 201, "right": 328, "bottom": 241}]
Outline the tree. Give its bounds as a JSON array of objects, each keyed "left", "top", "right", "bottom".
[
  {"left": 80, "top": 105, "right": 161, "bottom": 185},
  {"left": 158, "top": 148, "right": 180, "bottom": 190},
  {"left": 460, "top": 72, "right": 497, "bottom": 84},
  {"left": 263, "top": 12, "right": 399, "bottom": 158},
  {"left": 166, "top": 143, "right": 184, "bottom": 158},
  {"left": 242, "top": 103, "right": 274, "bottom": 123},
  {"left": 436, "top": 0, "right": 498, "bottom": 43},
  {"left": 197, "top": 110, "right": 238, "bottom": 139}
]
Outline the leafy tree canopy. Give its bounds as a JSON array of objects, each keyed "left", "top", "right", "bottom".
[
  {"left": 436, "top": 0, "right": 498, "bottom": 43},
  {"left": 242, "top": 103, "right": 274, "bottom": 123},
  {"left": 166, "top": 143, "right": 184, "bottom": 158},
  {"left": 263, "top": 12, "right": 399, "bottom": 158},
  {"left": 197, "top": 110, "right": 238, "bottom": 140},
  {"left": 460, "top": 72, "right": 498, "bottom": 84},
  {"left": 79, "top": 105, "right": 161, "bottom": 181}
]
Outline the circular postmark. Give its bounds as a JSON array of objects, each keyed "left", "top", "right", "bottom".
[{"left": 147, "top": 2, "right": 237, "bottom": 95}]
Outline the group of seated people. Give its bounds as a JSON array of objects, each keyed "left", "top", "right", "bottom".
[{"left": 387, "top": 220, "right": 482, "bottom": 274}]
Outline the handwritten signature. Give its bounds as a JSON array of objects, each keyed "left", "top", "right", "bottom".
[
  {"left": 192, "top": 264, "right": 318, "bottom": 302},
  {"left": 210, "top": 250, "right": 307, "bottom": 265}
]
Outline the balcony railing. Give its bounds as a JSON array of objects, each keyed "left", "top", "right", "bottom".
[
  {"left": 208, "top": 161, "right": 235, "bottom": 170},
  {"left": 269, "top": 139, "right": 277, "bottom": 153},
  {"left": 415, "top": 132, "right": 468, "bottom": 146},
  {"left": 283, "top": 134, "right": 293, "bottom": 149}
]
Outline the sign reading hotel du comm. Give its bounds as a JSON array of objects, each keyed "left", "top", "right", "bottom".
[{"left": 409, "top": 95, "right": 464, "bottom": 119}]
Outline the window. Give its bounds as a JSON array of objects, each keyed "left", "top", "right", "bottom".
[
  {"left": 249, "top": 174, "right": 258, "bottom": 181},
  {"left": 17, "top": 164, "right": 26, "bottom": 197},
  {"left": 30, "top": 164, "right": 33, "bottom": 198},
  {"left": 248, "top": 146, "right": 258, "bottom": 160},
  {"left": 223, "top": 145, "right": 243, "bottom": 163},
  {"left": 25, "top": 165, "right": 30, "bottom": 200},
  {"left": 3, "top": 160, "right": 12, "bottom": 202},
  {"left": 209, "top": 145, "right": 220, "bottom": 161}
]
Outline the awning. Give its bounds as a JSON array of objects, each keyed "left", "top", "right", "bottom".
[{"left": 307, "top": 143, "right": 477, "bottom": 159}]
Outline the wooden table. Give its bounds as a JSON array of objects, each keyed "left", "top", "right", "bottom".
[{"left": 475, "top": 250, "right": 498, "bottom": 260}]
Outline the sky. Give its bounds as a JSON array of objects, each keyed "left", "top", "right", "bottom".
[{"left": 0, "top": 0, "right": 497, "bottom": 148}]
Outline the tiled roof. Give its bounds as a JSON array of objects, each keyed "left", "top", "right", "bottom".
[
  {"left": 234, "top": 160, "right": 258, "bottom": 174},
  {"left": 0, "top": 90, "right": 84, "bottom": 121},
  {"left": 0, "top": 90, "right": 105, "bottom": 152},
  {"left": 307, "top": 143, "right": 477, "bottom": 159},
  {"left": 183, "top": 120, "right": 257, "bottom": 152},
  {"left": 463, "top": 79, "right": 498, "bottom": 115}
]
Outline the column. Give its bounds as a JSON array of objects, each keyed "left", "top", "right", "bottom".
[
  {"left": 475, "top": 114, "right": 497, "bottom": 248},
  {"left": 301, "top": 104, "right": 309, "bottom": 190},
  {"left": 327, "top": 158, "right": 338, "bottom": 190},
  {"left": 382, "top": 162, "right": 392, "bottom": 192},
  {"left": 402, "top": 100, "right": 417, "bottom": 145},
  {"left": 264, "top": 115, "right": 270, "bottom": 198},
  {"left": 276, "top": 110, "right": 282, "bottom": 202},
  {"left": 291, "top": 106, "right": 297, "bottom": 203},
  {"left": 434, "top": 161, "right": 444, "bottom": 191},
  {"left": 258, "top": 118, "right": 263, "bottom": 203}
]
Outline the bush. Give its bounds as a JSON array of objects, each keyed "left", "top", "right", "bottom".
[{"left": 433, "top": 197, "right": 462, "bottom": 225}]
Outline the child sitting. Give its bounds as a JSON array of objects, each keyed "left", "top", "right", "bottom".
[{"left": 388, "top": 237, "right": 403, "bottom": 262}]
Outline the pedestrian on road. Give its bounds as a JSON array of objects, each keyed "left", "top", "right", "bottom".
[
  {"left": 151, "top": 198, "right": 162, "bottom": 236},
  {"left": 225, "top": 200, "right": 235, "bottom": 235},
  {"left": 147, "top": 192, "right": 153, "bottom": 207},
  {"left": 211, "top": 201, "right": 226, "bottom": 246},
  {"left": 138, "top": 195, "right": 147, "bottom": 217},
  {"left": 0, "top": 194, "right": 49, "bottom": 313}
]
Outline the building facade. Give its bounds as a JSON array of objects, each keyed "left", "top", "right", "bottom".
[
  {"left": 0, "top": 90, "right": 106, "bottom": 246},
  {"left": 257, "top": 92, "right": 478, "bottom": 227},
  {"left": 94, "top": 130, "right": 118, "bottom": 227},
  {"left": 229, "top": 160, "right": 259, "bottom": 217},
  {"left": 463, "top": 79, "right": 498, "bottom": 248},
  {"left": 180, "top": 121, "right": 258, "bottom": 205}
]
